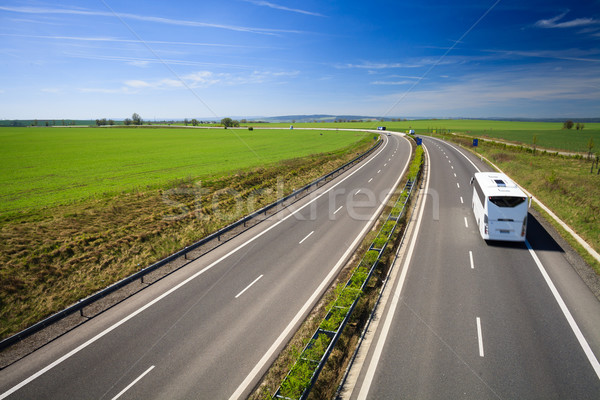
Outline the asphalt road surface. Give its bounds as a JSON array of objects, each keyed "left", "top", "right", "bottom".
[
  {"left": 344, "top": 136, "right": 600, "bottom": 399},
  {"left": 0, "top": 132, "right": 412, "bottom": 399}
]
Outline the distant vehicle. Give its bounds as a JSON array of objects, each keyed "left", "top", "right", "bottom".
[
  {"left": 377, "top": 126, "right": 386, "bottom": 131},
  {"left": 386, "top": 132, "right": 391, "bottom": 136},
  {"left": 470, "top": 172, "right": 528, "bottom": 242},
  {"left": 408, "top": 129, "right": 415, "bottom": 135}
]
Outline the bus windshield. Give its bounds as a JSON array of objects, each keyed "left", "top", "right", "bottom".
[{"left": 489, "top": 196, "right": 526, "bottom": 208}]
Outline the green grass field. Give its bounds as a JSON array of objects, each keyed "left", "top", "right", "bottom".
[
  {"left": 255, "top": 120, "right": 600, "bottom": 153},
  {"left": 0, "top": 127, "right": 372, "bottom": 215}
]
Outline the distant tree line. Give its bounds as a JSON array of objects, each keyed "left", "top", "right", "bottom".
[
  {"left": 124, "top": 113, "right": 143, "bottom": 126},
  {"left": 563, "top": 120, "right": 585, "bottom": 130},
  {"left": 95, "top": 118, "right": 115, "bottom": 126}
]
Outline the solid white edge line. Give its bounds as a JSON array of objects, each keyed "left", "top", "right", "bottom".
[
  {"left": 334, "top": 205, "right": 344, "bottom": 215},
  {"left": 469, "top": 250, "right": 474, "bottom": 269},
  {"left": 298, "top": 230, "right": 314, "bottom": 244},
  {"left": 356, "top": 143, "right": 431, "bottom": 400},
  {"left": 111, "top": 365, "right": 155, "bottom": 400},
  {"left": 430, "top": 136, "right": 600, "bottom": 379},
  {"left": 525, "top": 240, "right": 600, "bottom": 379},
  {"left": 1, "top": 136, "right": 393, "bottom": 400},
  {"left": 229, "top": 137, "right": 412, "bottom": 400},
  {"left": 476, "top": 317, "right": 484, "bottom": 357},
  {"left": 235, "top": 275, "right": 264, "bottom": 299}
]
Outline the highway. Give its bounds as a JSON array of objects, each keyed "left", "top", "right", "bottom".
[
  {"left": 0, "top": 133, "right": 412, "bottom": 399},
  {"left": 344, "top": 136, "right": 600, "bottom": 399}
]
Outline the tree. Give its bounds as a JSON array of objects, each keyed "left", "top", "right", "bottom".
[
  {"left": 563, "top": 120, "right": 574, "bottom": 129},
  {"left": 221, "top": 117, "right": 238, "bottom": 127},
  {"left": 191, "top": 119, "right": 198, "bottom": 126},
  {"left": 131, "top": 113, "right": 142, "bottom": 125},
  {"left": 124, "top": 118, "right": 132, "bottom": 126}
]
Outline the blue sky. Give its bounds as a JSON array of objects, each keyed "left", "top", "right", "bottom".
[{"left": 1, "top": 0, "right": 599, "bottom": 120}]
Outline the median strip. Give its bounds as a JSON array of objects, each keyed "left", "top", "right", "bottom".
[{"left": 269, "top": 145, "right": 424, "bottom": 400}]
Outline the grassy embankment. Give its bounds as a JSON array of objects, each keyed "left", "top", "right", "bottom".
[{"left": 0, "top": 127, "right": 375, "bottom": 339}]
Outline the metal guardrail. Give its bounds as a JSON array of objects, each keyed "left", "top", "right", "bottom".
[
  {"left": 0, "top": 138, "right": 383, "bottom": 351},
  {"left": 274, "top": 168, "right": 420, "bottom": 400}
]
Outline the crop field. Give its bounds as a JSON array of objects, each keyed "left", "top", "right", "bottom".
[
  {"left": 0, "top": 126, "right": 375, "bottom": 339},
  {"left": 257, "top": 120, "right": 600, "bottom": 153},
  {"left": 0, "top": 127, "right": 372, "bottom": 215}
]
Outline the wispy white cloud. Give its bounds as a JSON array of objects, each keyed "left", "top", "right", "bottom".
[
  {"left": 81, "top": 69, "right": 300, "bottom": 93},
  {"left": 339, "top": 57, "right": 458, "bottom": 70},
  {"left": 484, "top": 48, "right": 600, "bottom": 63},
  {"left": 0, "top": 33, "right": 255, "bottom": 48},
  {"left": 0, "top": 5, "right": 305, "bottom": 35},
  {"left": 535, "top": 12, "right": 598, "bottom": 29},
  {"left": 185, "top": 69, "right": 299, "bottom": 86},
  {"left": 127, "top": 60, "right": 151, "bottom": 67},
  {"left": 373, "top": 67, "right": 600, "bottom": 117},
  {"left": 64, "top": 53, "right": 255, "bottom": 69},
  {"left": 371, "top": 80, "right": 413, "bottom": 85},
  {"left": 338, "top": 61, "right": 422, "bottom": 69},
  {"left": 78, "top": 87, "right": 128, "bottom": 94},
  {"left": 241, "top": 0, "right": 325, "bottom": 17}
]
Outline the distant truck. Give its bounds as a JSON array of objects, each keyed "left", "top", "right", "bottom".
[
  {"left": 408, "top": 129, "right": 415, "bottom": 135},
  {"left": 377, "top": 126, "right": 386, "bottom": 131}
]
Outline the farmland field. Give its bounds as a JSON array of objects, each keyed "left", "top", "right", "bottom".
[
  {"left": 0, "top": 127, "right": 372, "bottom": 215},
  {"left": 257, "top": 120, "right": 600, "bottom": 153},
  {"left": 0, "top": 126, "right": 376, "bottom": 338}
]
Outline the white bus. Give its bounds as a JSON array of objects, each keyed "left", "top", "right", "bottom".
[{"left": 470, "top": 172, "right": 529, "bottom": 242}]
